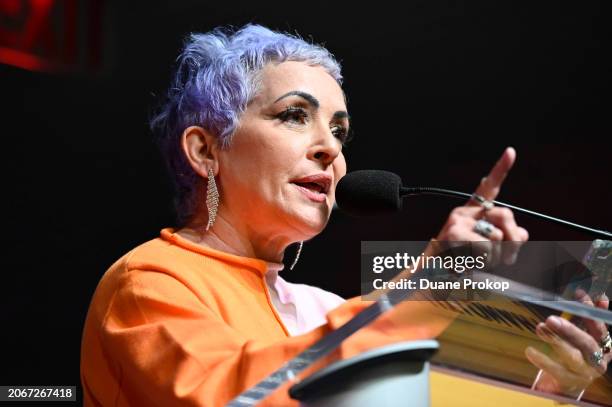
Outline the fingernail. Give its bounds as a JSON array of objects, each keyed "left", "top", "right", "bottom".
[
  {"left": 525, "top": 346, "right": 537, "bottom": 361},
  {"left": 547, "top": 316, "right": 562, "bottom": 329}
]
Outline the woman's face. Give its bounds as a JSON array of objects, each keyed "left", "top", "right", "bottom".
[{"left": 217, "top": 61, "right": 349, "bottom": 243}]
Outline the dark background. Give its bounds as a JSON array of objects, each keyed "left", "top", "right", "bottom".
[{"left": 0, "top": 0, "right": 610, "bottom": 403}]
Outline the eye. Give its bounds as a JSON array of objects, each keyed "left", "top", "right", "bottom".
[
  {"left": 331, "top": 125, "right": 350, "bottom": 144},
  {"left": 277, "top": 106, "right": 308, "bottom": 124}
]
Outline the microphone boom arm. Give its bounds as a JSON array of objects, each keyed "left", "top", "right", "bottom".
[{"left": 400, "top": 186, "right": 612, "bottom": 239}]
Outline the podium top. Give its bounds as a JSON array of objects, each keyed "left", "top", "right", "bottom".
[{"left": 289, "top": 340, "right": 438, "bottom": 401}]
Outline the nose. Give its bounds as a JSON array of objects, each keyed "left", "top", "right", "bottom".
[{"left": 309, "top": 123, "right": 342, "bottom": 167}]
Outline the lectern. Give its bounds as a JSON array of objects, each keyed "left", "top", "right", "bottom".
[
  {"left": 289, "top": 340, "right": 438, "bottom": 407},
  {"left": 228, "top": 240, "right": 612, "bottom": 406}
]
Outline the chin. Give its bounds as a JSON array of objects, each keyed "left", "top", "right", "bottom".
[{"left": 292, "top": 211, "right": 331, "bottom": 240}]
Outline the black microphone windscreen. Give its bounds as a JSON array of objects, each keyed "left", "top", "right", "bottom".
[{"left": 335, "top": 170, "right": 403, "bottom": 216}]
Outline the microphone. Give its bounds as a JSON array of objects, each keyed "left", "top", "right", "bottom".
[{"left": 335, "top": 169, "right": 612, "bottom": 239}]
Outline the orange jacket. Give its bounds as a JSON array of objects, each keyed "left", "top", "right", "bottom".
[{"left": 81, "top": 229, "right": 449, "bottom": 406}]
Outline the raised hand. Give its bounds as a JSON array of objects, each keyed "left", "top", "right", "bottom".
[{"left": 435, "top": 147, "right": 529, "bottom": 264}]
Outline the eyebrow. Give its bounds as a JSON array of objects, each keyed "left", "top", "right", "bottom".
[
  {"left": 332, "top": 111, "right": 350, "bottom": 121},
  {"left": 274, "top": 91, "right": 320, "bottom": 107},
  {"left": 274, "top": 90, "right": 349, "bottom": 122}
]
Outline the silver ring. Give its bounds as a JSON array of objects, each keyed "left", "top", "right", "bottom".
[
  {"left": 589, "top": 349, "right": 604, "bottom": 367},
  {"left": 471, "top": 193, "right": 494, "bottom": 210},
  {"left": 473, "top": 219, "right": 495, "bottom": 238},
  {"left": 601, "top": 332, "right": 611, "bottom": 354}
]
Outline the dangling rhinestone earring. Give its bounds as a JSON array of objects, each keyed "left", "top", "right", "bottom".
[
  {"left": 205, "top": 167, "right": 219, "bottom": 231},
  {"left": 289, "top": 241, "right": 303, "bottom": 270}
]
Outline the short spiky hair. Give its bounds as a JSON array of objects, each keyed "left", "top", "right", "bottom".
[{"left": 150, "top": 24, "right": 343, "bottom": 225}]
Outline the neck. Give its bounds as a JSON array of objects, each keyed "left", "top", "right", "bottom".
[{"left": 179, "top": 210, "right": 294, "bottom": 264}]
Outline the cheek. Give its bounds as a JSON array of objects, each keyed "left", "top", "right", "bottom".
[
  {"left": 221, "top": 144, "right": 293, "bottom": 198},
  {"left": 334, "top": 153, "right": 348, "bottom": 179},
  {"left": 223, "top": 136, "right": 276, "bottom": 176},
  {"left": 330, "top": 154, "right": 347, "bottom": 199}
]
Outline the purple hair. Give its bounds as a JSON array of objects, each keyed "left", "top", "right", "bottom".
[{"left": 151, "top": 24, "right": 343, "bottom": 225}]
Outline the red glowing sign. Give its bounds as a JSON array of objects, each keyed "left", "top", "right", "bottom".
[{"left": 0, "top": 0, "right": 105, "bottom": 72}]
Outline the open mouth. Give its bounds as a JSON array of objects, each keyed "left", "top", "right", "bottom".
[
  {"left": 292, "top": 181, "right": 327, "bottom": 194},
  {"left": 290, "top": 175, "right": 332, "bottom": 202}
]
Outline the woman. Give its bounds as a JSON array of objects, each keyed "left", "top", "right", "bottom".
[{"left": 80, "top": 24, "right": 610, "bottom": 406}]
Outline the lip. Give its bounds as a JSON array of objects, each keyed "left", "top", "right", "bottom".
[{"left": 290, "top": 173, "right": 332, "bottom": 203}]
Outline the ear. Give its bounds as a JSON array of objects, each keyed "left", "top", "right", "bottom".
[{"left": 180, "top": 126, "right": 220, "bottom": 178}]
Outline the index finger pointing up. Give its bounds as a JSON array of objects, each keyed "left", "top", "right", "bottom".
[{"left": 473, "top": 147, "right": 517, "bottom": 202}]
